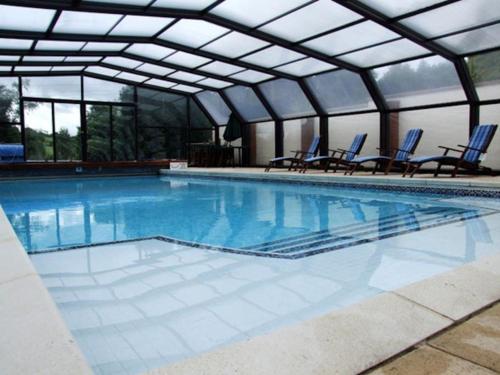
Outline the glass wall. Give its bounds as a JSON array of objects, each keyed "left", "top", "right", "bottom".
[
  {"left": 283, "top": 117, "right": 319, "bottom": 156},
  {"left": 24, "top": 101, "right": 53, "bottom": 161},
  {"left": 479, "top": 104, "right": 500, "bottom": 170},
  {"left": 54, "top": 103, "right": 81, "bottom": 161},
  {"left": 328, "top": 113, "right": 380, "bottom": 157},
  {"left": 467, "top": 50, "right": 500, "bottom": 101},
  {"left": 0, "top": 77, "right": 21, "bottom": 144},
  {"left": 250, "top": 121, "right": 274, "bottom": 165}
]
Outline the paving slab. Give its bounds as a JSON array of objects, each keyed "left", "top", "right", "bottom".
[
  {"left": 368, "top": 345, "right": 496, "bottom": 375},
  {"left": 147, "top": 293, "right": 451, "bottom": 375},
  {"left": 429, "top": 304, "right": 500, "bottom": 373}
]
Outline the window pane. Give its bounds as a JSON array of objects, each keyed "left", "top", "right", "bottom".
[
  {"left": 23, "top": 76, "right": 81, "bottom": 100},
  {"left": 112, "top": 106, "right": 136, "bottom": 161},
  {"left": 84, "top": 77, "right": 134, "bottom": 102},
  {"left": 400, "top": 0, "right": 500, "bottom": 38},
  {"left": 163, "top": 51, "right": 211, "bottom": 68},
  {"left": 480, "top": 104, "right": 500, "bottom": 170},
  {"left": 249, "top": 121, "right": 274, "bottom": 165},
  {"left": 358, "top": 0, "right": 444, "bottom": 18},
  {"left": 136, "top": 63, "right": 174, "bottom": 76},
  {"left": 145, "top": 78, "right": 176, "bottom": 89},
  {"left": 86, "top": 0, "right": 151, "bottom": 5},
  {"left": 54, "top": 103, "right": 81, "bottom": 161},
  {"left": 103, "top": 56, "right": 142, "bottom": 69},
  {"left": 172, "top": 84, "right": 202, "bottom": 93},
  {"left": 0, "top": 38, "right": 33, "bottom": 50},
  {"left": 190, "top": 99, "right": 213, "bottom": 128},
  {"left": 158, "top": 19, "right": 228, "bottom": 48},
  {"left": 51, "top": 66, "right": 85, "bottom": 72},
  {"left": 15, "top": 66, "right": 51, "bottom": 72},
  {"left": 83, "top": 42, "right": 128, "bottom": 51},
  {"left": 0, "top": 124, "right": 21, "bottom": 144},
  {"left": 199, "top": 61, "right": 244, "bottom": 76},
  {"left": 115, "top": 72, "right": 148, "bottom": 83},
  {"left": 241, "top": 46, "right": 305, "bottom": 68},
  {"left": 224, "top": 85, "right": 271, "bottom": 122},
  {"left": 196, "top": 91, "right": 231, "bottom": 125},
  {"left": 86, "top": 104, "right": 110, "bottom": 161},
  {"left": 259, "top": 0, "right": 362, "bottom": 42},
  {"left": 138, "top": 88, "right": 187, "bottom": 128},
  {"left": 197, "top": 78, "right": 232, "bottom": 89},
  {"left": 125, "top": 43, "right": 175, "bottom": 60},
  {"left": 259, "top": 79, "right": 315, "bottom": 119},
  {"left": 283, "top": 117, "right": 319, "bottom": 155},
  {"left": 339, "top": 39, "right": 430, "bottom": 68},
  {"left": 0, "top": 77, "right": 20, "bottom": 123},
  {"left": 0, "top": 5, "right": 55, "bottom": 32},
  {"left": 53, "top": 11, "right": 121, "bottom": 35},
  {"left": 306, "top": 70, "right": 376, "bottom": 114},
  {"left": 65, "top": 56, "right": 102, "bottom": 62},
  {"left": 275, "top": 58, "right": 335, "bottom": 76},
  {"left": 373, "top": 56, "right": 466, "bottom": 109},
  {"left": 139, "top": 127, "right": 166, "bottom": 160},
  {"left": 36, "top": 41, "right": 84, "bottom": 51},
  {"left": 110, "top": 15, "right": 173, "bottom": 36},
  {"left": 0, "top": 55, "right": 20, "bottom": 62},
  {"left": 189, "top": 129, "right": 213, "bottom": 142},
  {"left": 329, "top": 113, "right": 380, "bottom": 157},
  {"left": 229, "top": 70, "right": 274, "bottom": 83},
  {"left": 436, "top": 23, "right": 500, "bottom": 55},
  {"left": 169, "top": 71, "right": 205, "bottom": 83},
  {"left": 210, "top": 0, "right": 309, "bottom": 28},
  {"left": 201, "top": 32, "right": 269, "bottom": 58},
  {"left": 23, "top": 56, "right": 65, "bottom": 62},
  {"left": 467, "top": 50, "right": 500, "bottom": 101},
  {"left": 152, "top": 0, "right": 218, "bottom": 10},
  {"left": 303, "top": 21, "right": 399, "bottom": 56},
  {"left": 25, "top": 102, "right": 53, "bottom": 162},
  {"left": 86, "top": 66, "right": 120, "bottom": 77}
]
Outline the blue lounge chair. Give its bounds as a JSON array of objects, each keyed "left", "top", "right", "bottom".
[
  {"left": 300, "top": 133, "right": 367, "bottom": 173},
  {"left": 404, "top": 124, "right": 498, "bottom": 178},
  {"left": 265, "top": 136, "right": 320, "bottom": 172},
  {"left": 346, "top": 128, "right": 424, "bottom": 175}
]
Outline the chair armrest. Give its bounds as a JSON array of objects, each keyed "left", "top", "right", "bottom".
[
  {"left": 438, "top": 145, "right": 463, "bottom": 153},
  {"left": 458, "top": 144, "right": 483, "bottom": 152}
]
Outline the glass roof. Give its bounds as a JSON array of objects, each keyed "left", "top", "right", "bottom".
[
  {"left": 168, "top": 71, "right": 205, "bottom": 83},
  {"left": 241, "top": 46, "right": 305, "bottom": 69},
  {"left": 145, "top": 78, "right": 176, "bottom": 89},
  {"left": 136, "top": 63, "right": 174, "bottom": 76},
  {"left": 53, "top": 11, "right": 122, "bottom": 35},
  {"left": 151, "top": 0, "right": 219, "bottom": 10},
  {"left": 116, "top": 72, "right": 149, "bottom": 83},
  {"left": 435, "top": 23, "right": 500, "bottom": 55},
  {"left": 229, "top": 70, "right": 274, "bottom": 83},
  {"left": 86, "top": 66, "right": 120, "bottom": 77},
  {"left": 163, "top": 52, "right": 211, "bottom": 69},
  {"left": 23, "top": 56, "right": 65, "bottom": 62},
  {"left": 202, "top": 32, "right": 269, "bottom": 58},
  {"left": 103, "top": 56, "right": 143, "bottom": 69},
  {"left": 259, "top": 79, "right": 315, "bottom": 119},
  {"left": 0, "top": 38, "right": 33, "bottom": 50},
  {"left": 0, "top": 5, "right": 55, "bottom": 32},
  {"left": 36, "top": 41, "right": 84, "bottom": 51},
  {"left": 358, "top": 0, "right": 446, "bottom": 18},
  {"left": 172, "top": 84, "right": 202, "bottom": 93},
  {"left": 125, "top": 44, "right": 175, "bottom": 60},
  {"left": 198, "top": 78, "right": 233, "bottom": 89},
  {"left": 158, "top": 20, "right": 229, "bottom": 48},
  {"left": 65, "top": 56, "right": 102, "bottom": 62},
  {"left": 196, "top": 91, "right": 232, "bottom": 125},
  {"left": 0, "top": 55, "right": 20, "bottom": 62},
  {"left": 199, "top": 61, "right": 245, "bottom": 76},
  {"left": 275, "top": 58, "right": 336, "bottom": 76},
  {"left": 109, "top": 15, "right": 174, "bottom": 37},
  {"left": 224, "top": 85, "right": 271, "bottom": 122},
  {"left": 83, "top": 42, "right": 128, "bottom": 51}
]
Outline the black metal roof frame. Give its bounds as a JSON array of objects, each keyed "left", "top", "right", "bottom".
[{"left": 0, "top": 0, "right": 498, "bottom": 126}]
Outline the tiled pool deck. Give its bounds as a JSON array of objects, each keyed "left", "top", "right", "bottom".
[{"left": 1, "top": 169, "right": 500, "bottom": 374}]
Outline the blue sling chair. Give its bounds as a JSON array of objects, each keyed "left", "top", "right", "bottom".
[
  {"left": 299, "top": 133, "right": 367, "bottom": 173},
  {"left": 346, "top": 128, "right": 424, "bottom": 175},
  {"left": 404, "top": 124, "right": 498, "bottom": 178},
  {"left": 265, "top": 136, "right": 320, "bottom": 172}
]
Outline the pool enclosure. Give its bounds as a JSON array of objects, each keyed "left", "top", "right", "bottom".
[{"left": 0, "top": 0, "right": 499, "bottom": 169}]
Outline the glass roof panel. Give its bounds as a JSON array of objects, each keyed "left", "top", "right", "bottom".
[
  {"left": 303, "top": 21, "right": 400, "bottom": 56},
  {"left": 306, "top": 69, "right": 376, "bottom": 114},
  {"left": 400, "top": 0, "right": 500, "bottom": 38},
  {"left": 0, "top": 38, "right": 33, "bottom": 50},
  {"left": 158, "top": 20, "right": 229, "bottom": 48},
  {"left": 358, "top": 0, "right": 445, "bottom": 18},
  {"left": 0, "top": 66, "right": 12, "bottom": 71},
  {"left": 146, "top": 78, "right": 177, "bottom": 89},
  {"left": 23, "top": 56, "right": 65, "bottom": 62},
  {"left": 210, "top": 0, "right": 310, "bottom": 28},
  {"left": 259, "top": 0, "right": 362, "bottom": 42},
  {"left": 0, "top": 55, "right": 20, "bottom": 62},
  {"left": 65, "top": 56, "right": 102, "bottom": 62},
  {"left": 241, "top": 46, "right": 305, "bottom": 68},
  {"left": 22, "top": 76, "right": 82, "bottom": 100},
  {"left": 172, "top": 84, "right": 202, "bottom": 93},
  {"left": 151, "top": 0, "right": 218, "bottom": 10},
  {"left": 0, "top": 5, "right": 55, "bottom": 32},
  {"left": 51, "top": 66, "right": 85, "bottom": 71},
  {"left": 83, "top": 42, "right": 128, "bottom": 51},
  {"left": 338, "top": 39, "right": 430, "bottom": 68},
  {"left": 53, "top": 11, "right": 121, "bottom": 35},
  {"left": 275, "top": 58, "right": 335, "bottom": 76},
  {"left": 372, "top": 55, "right": 466, "bottom": 109},
  {"left": 84, "top": 0, "right": 151, "bottom": 5},
  {"left": 197, "top": 78, "right": 233, "bottom": 89},
  {"left": 196, "top": 91, "right": 231, "bottom": 125},
  {"left": 259, "top": 78, "right": 315, "bottom": 119},
  {"left": 169, "top": 71, "right": 205, "bottom": 82},
  {"left": 229, "top": 69, "right": 274, "bottom": 83},
  {"left": 116, "top": 72, "right": 148, "bottom": 83},
  {"left": 198, "top": 61, "right": 245, "bottom": 76},
  {"left": 36, "top": 41, "right": 84, "bottom": 51},
  {"left": 224, "top": 85, "right": 271, "bottom": 122},
  {"left": 466, "top": 50, "right": 500, "bottom": 100},
  {"left": 435, "top": 23, "right": 500, "bottom": 55},
  {"left": 202, "top": 32, "right": 269, "bottom": 58},
  {"left": 136, "top": 63, "right": 174, "bottom": 76},
  {"left": 86, "top": 66, "right": 120, "bottom": 77},
  {"left": 163, "top": 51, "right": 211, "bottom": 68},
  {"left": 103, "top": 56, "right": 142, "bottom": 69},
  {"left": 125, "top": 44, "right": 175, "bottom": 60},
  {"left": 110, "top": 15, "right": 174, "bottom": 37},
  {"left": 15, "top": 66, "right": 52, "bottom": 72}
]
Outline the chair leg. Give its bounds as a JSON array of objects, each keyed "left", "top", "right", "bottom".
[
  {"left": 409, "top": 164, "right": 421, "bottom": 178},
  {"left": 265, "top": 162, "right": 272, "bottom": 172},
  {"left": 333, "top": 159, "right": 341, "bottom": 173},
  {"left": 451, "top": 164, "right": 459, "bottom": 178},
  {"left": 372, "top": 161, "right": 379, "bottom": 175},
  {"left": 323, "top": 160, "right": 331, "bottom": 173},
  {"left": 384, "top": 159, "right": 395, "bottom": 175},
  {"left": 434, "top": 162, "right": 443, "bottom": 177},
  {"left": 347, "top": 163, "right": 358, "bottom": 176},
  {"left": 301, "top": 162, "right": 309, "bottom": 174}
]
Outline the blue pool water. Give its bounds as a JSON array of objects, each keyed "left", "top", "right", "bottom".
[{"left": 0, "top": 176, "right": 495, "bottom": 257}]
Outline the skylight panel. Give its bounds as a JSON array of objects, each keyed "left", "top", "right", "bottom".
[
  {"left": 0, "top": 55, "right": 20, "bottom": 62},
  {"left": 103, "top": 57, "right": 143, "bottom": 69},
  {"left": 110, "top": 15, "right": 174, "bottom": 37},
  {"left": 0, "top": 5, "right": 55, "bottom": 32},
  {"left": 357, "top": 0, "right": 444, "bottom": 18},
  {"left": 51, "top": 66, "right": 85, "bottom": 71},
  {"left": 202, "top": 32, "right": 269, "bottom": 58},
  {"left": 86, "top": 66, "right": 120, "bottom": 77},
  {"left": 146, "top": 78, "right": 176, "bottom": 89},
  {"left": 83, "top": 42, "right": 128, "bottom": 51},
  {"left": 172, "top": 84, "right": 202, "bottom": 93},
  {"left": 23, "top": 56, "right": 65, "bottom": 62},
  {"left": 116, "top": 72, "right": 148, "bottom": 83},
  {"left": 196, "top": 91, "right": 231, "bottom": 124},
  {"left": 162, "top": 52, "right": 211, "bottom": 68},
  {"left": 169, "top": 71, "right": 205, "bottom": 82},
  {"left": 136, "top": 63, "right": 174, "bottom": 76},
  {"left": 125, "top": 44, "right": 175, "bottom": 60},
  {"left": 303, "top": 21, "right": 400, "bottom": 56},
  {"left": 400, "top": 0, "right": 500, "bottom": 38},
  {"left": 65, "top": 56, "right": 102, "bottom": 62},
  {"left": 435, "top": 23, "right": 500, "bottom": 55},
  {"left": 53, "top": 11, "right": 122, "bottom": 35},
  {"left": 199, "top": 61, "right": 244, "bottom": 76},
  {"left": 158, "top": 20, "right": 229, "bottom": 48},
  {"left": 198, "top": 78, "right": 233, "bottom": 89},
  {"left": 151, "top": 0, "right": 219, "bottom": 10},
  {"left": 229, "top": 70, "right": 274, "bottom": 83},
  {"left": 0, "top": 66, "right": 12, "bottom": 71},
  {"left": 36, "top": 41, "right": 84, "bottom": 51},
  {"left": 259, "top": 0, "right": 362, "bottom": 42},
  {"left": 224, "top": 85, "right": 271, "bottom": 122},
  {"left": 85, "top": 0, "right": 151, "bottom": 5},
  {"left": 0, "top": 39, "right": 33, "bottom": 50},
  {"left": 276, "top": 58, "right": 335, "bottom": 76},
  {"left": 338, "top": 39, "right": 430, "bottom": 68},
  {"left": 210, "top": 0, "right": 310, "bottom": 28},
  {"left": 15, "top": 66, "right": 52, "bottom": 72},
  {"left": 241, "top": 46, "right": 305, "bottom": 68}
]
